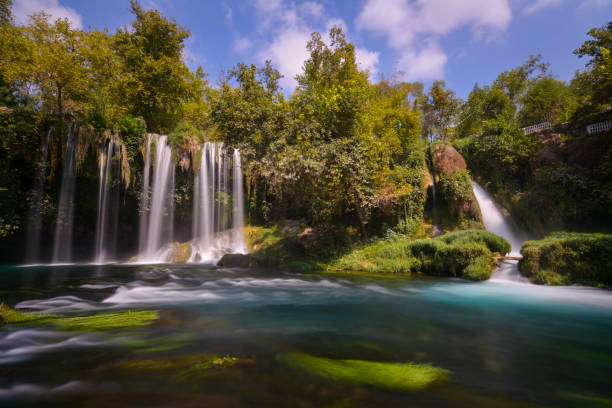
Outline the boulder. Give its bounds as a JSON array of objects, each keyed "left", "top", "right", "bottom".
[
  {"left": 431, "top": 143, "right": 466, "bottom": 181},
  {"left": 218, "top": 253, "right": 257, "bottom": 267}
]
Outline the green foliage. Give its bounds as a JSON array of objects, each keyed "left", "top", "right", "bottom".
[
  {"left": 572, "top": 21, "right": 612, "bottom": 116},
  {"left": 330, "top": 229, "right": 509, "bottom": 280},
  {"left": 117, "top": 115, "right": 146, "bottom": 166},
  {"left": 519, "top": 232, "right": 612, "bottom": 286},
  {"left": 420, "top": 80, "right": 462, "bottom": 141},
  {"left": 518, "top": 76, "right": 576, "bottom": 126},
  {"left": 277, "top": 353, "right": 450, "bottom": 391},
  {"left": 438, "top": 169, "right": 473, "bottom": 202}
]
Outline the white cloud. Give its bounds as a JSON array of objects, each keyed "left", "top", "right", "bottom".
[
  {"left": 300, "top": 1, "right": 324, "bottom": 18},
  {"left": 397, "top": 43, "right": 447, "bottom": 80},
  {"left": 522, "top": 0, "right": 563, "bottom": 15},
  {"left": 233, "top": 36, "right": 253, "bottom": 54},
  {"left": 258, "top": 27, "right": 311, "bottom": 89},
  {"left": 253, "top": 1, "right": 378, "bottom": 90},
  {"left": 356, "top": 0, "right": 512, "bottom": 80},
  {"left": 13, "top": 0, "right": 83, "bottom": 29},
  {"left": 355, "top": 47, "right": 380, "bottom": 79}
]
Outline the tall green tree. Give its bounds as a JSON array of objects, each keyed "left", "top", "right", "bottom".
[
  {"left": 420, "top": 80, "right": 461, "bottom": 141},
  {"left": 113, "top": 0, "right": 206, "bottom": 133}
]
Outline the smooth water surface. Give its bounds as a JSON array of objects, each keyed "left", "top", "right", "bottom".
[{"left": 1, "top": 264, "right": 611, "bottom": 407}]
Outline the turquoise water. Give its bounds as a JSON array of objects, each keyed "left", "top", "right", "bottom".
[{"left": 1, "top": 264, "right": 611, "bottom": 407}]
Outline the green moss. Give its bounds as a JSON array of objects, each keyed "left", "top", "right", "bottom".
[
  {"left": 178, "top": 355, "right": 240, "bottom": 381},
  {"left": 277, "top": 353, "right": 449, "bottom": 391},
  {"left": 0, "top": 303, "right": 56, "bottom": 325},
  {"left": 51, "top": 310, "right": 159, "bottom": 331},
  {"left": 519, "top": 232, "right": 612, "bottom": 287}
]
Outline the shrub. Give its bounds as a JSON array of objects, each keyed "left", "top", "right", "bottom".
[{"left": 519, "top": 232, "right": 612, "bottom": 286}]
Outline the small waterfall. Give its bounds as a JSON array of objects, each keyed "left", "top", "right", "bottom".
[
  {"left": 231, "top": 148, "right": 247, "bottom": 253},
  {"left": 138, "top": 135, "right": 175, "bottom": 262},
  {"left": 93, "top": 138, "right": 121, "bottom": 264},
  {"left": 52, "top": 124, "right": 77, "bottom": 264},
  {"left": 24, "top": 128, "right": 51, "bottom": 264},
  {"left": 189, "top": 143, "right": 247, "bottom": 262},
  {"left": 138, "top": 134, "right": 153, "bottom": 254},
  {"left": 471, "top": 181, "right": 528, "bottom": 282}
]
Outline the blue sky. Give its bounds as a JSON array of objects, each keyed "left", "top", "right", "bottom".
[{"left": 11, "top": 0, "right": 612, "bottom": 98}]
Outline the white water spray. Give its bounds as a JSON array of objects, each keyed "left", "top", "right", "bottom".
[{"left": 52, "top": 125, "right": 77, "bottom": 263}]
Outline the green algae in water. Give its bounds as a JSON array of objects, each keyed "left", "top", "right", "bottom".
[
  {"left": 178, "top": 355, "right": 241, "bottom": 381},
  {"left": 278, "top": 353, "right": 450, "bottom": 391},
  {"left": 51, "top": 310, "right": 159, "bottom": 331},
  {"left": 0, "top": 303, "right": 56, "bottom": 324}
]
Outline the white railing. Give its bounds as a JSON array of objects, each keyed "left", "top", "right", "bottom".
[
  {"left": 586, "top": 120, "right": 612, "bottom": 134},
  {"left": 522, "top": 122, "right": 551, "bottom": 135}
]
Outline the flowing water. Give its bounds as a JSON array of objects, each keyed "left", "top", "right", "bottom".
[
  {"left": 1, "top": 264, "right": 611, "bottom": 407},
  {"left": 94, "top": 138, "right": 121, "bottom": 264},
  {"left": 471, "top": 181, "right": 530, "bottom": 282},
  {"left": 138, "top": 135, "right": 175, "bottom": 263},
  {"left": 51, "top": 125, "right": 77, "bottom": 264},
  {"left": 189, "top": 143, "right": 247, "bottom": 263}
]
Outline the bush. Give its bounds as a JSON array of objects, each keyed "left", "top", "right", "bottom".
[
  {"left": 519, "top": 232, "right": 612, "bottom": 286},
  {"left": 464, "top": 257, "right": 495, "bottom": 281}
]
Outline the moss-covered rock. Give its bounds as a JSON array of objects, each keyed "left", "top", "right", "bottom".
[
  {"left": 217, "top": 253, "right": 257, "bottom": 267},
  {"left": 519, "top": 232, "right": 612, "bottom": 287},
  {"left": 430, "top": 143, "right": 483, "bottom": 226},
  {"left": 277, "top": 353, "right": 449, "bottom": 391}
]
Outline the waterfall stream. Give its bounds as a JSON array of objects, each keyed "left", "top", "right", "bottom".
[
  {"left": 51, "top": 124, "right": 77, "bottom": 264},
  {"left": 471, "top": 181, "right": 528, "bottom": 282},
  {"left": 137, "top": 135, "right": 175, "bottom": 263},
  {"left": 93, "top": 138, "right": 121, "bottom": 264},
  {"left": 188, "top": 143, "right": 247, "bottom": 263}
]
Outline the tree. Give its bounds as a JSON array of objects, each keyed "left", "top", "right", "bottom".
[
  {"left": 113, "top": 0, "right": 206, "bottom": 133},
  {"left": 0, "top": 0, "right": 12, "bottom": 26},
  {"left": 420, "top": 80, "right": 461, "bottom": 141},
  {"left": 518, "top": 76, "right": 576, "bottom": 126},
  {"left": 572, "top": 21, "right": 612, "bottom": 116},
  {"left": 494, "top": 54, "right": 549, "bottom": 105}
]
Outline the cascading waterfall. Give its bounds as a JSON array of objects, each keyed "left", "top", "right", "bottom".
[
  {"left": 189, "top": 143, "right": 247, "bottom": 262},
  {"left": 52, "top": 124, "right": 77, "bottom": 264},
  {"left": 471, "top": 181, "right": 528, "bottom": 281},
  {"left": 138, "top": 134, "right": 153, "bottom": 254},
  {"left": 138, "top": 135, "right": 175, "bottom": 262},
  {"left": 231, "top": 148, "right": 247, "bottom": 253},
  {"left": 93, "top": 138, "right": 121, "bottom": 264},
  {"left": 24, "top": 128, "right": 52, "bottom": 264}
]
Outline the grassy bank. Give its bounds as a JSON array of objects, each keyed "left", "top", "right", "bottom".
[
  {"left": 519, "top": 232, "right": 612, "bottom": 287},
  {"left": 232, "top": 225, "right": 510, "bottom": 281}
]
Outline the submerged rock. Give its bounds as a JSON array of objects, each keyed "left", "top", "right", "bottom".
[{"left": 218, "top": 253, "right": 257, "bottom": 267}]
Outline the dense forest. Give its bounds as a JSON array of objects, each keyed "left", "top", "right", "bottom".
[{"left": 0, "top": 0, "right": 610, "bottom": 265}]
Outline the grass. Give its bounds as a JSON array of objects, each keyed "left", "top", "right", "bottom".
[
  {"left": 519, "top": 232, "right": 612, "bottom": 287},
  {"left": 329, "top": 230, "right": 509, "bottom": 280},
  {"left": 277, "top": 353, "right": 450, "bottom": 391}
]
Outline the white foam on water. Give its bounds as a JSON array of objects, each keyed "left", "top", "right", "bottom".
[
  {"left": 16, "top": 296, "right": 100, "bottom": 314},
  {"left": 0, "top": 381, "right": 84, "bottom": 398}
]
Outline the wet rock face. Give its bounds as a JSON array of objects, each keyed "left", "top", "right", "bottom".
[
  {"left": 431, "top": 143, "right": 483, "bottom": 225},
  {"left": 431, "top": 143, "right": 466, "bottom": 181}
]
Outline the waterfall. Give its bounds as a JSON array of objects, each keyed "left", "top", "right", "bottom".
[
  {"left": 52, "top": 124, "right": 77, "bottom": 264},
  {"left": 471, "top": 181, "right": 528, "bottom": 282},
  {"left": 189, "top": 143, "right": 247, "bottom": 262},
  {"left": 93, "top": 138, "right": 121, "bottom": 264},
  {"left": 231, "top": 149, "right": 247, "bottom": 253},
  {"left": 24, "top": 128, "right": 51, "bottom": 264},
  {"left": 138, "top": 134, "right": 153, "bottom": 254},
  {"left": 138, "top": 135, "right": 175, "bottom": 262}
]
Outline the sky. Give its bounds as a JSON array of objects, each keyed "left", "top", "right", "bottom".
[{"left": 10, "top": 0, "right": 612, "bottom": 98}]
